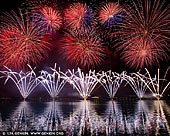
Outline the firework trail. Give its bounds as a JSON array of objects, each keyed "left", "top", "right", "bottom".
[
  {"left": 114, "top": 0, "right": 170, "bottom": 69},
  {"left": 0, "top": 9, "right": 50, "bottom": 70},
  {"left": 63, "top": 30, "right": 105, "bottom": 69}
]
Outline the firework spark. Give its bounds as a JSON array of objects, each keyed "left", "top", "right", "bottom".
[
  {"left": 99, "top": 2, "right": 122, "bottom": 27},
  {"left": 63, "top": 30, "right": 105, "bottom": 68},
  {"left": 0, "top": 9, "right": 50, "bottom": 70},
  {"left": 64, "top": 2, "right": 95, "bottom": 31},
  {"left": 114, "top": 0, "right": 170, "bottom": 69},
  {"left": 0, "top": 65, "right": 40, "bottom": 100}
]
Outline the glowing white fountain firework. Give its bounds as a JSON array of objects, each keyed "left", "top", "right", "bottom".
[
  {"left": 97, "top": 70, "right": 126, "bottom": 99},
  {"left": 61, "top": 68, "right": 98, "bottom": 100},
  {"left": 144, "top": 67, "right": 170, "bottom": 100},
  {"left": 0, "top": 66, "right": 40, "bottom": 100},
  {"left": 124, "top": 72, "right": 150, "bottom": 99},
  {"left": 38, "top": 64, "right": 67, "bottom": 99}
]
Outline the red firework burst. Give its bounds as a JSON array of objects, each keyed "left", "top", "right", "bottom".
[
  {"left": 99, "top": 2, "right": 122, "bottom": 25},
  {"left": 114, "top": 0, "right": 170, "bottom": 69},
  {"left": 64, "top": 2, "right": 94, "bottom": 31},
  {"left": 0, "top": 10, "right": 50, "bottom": 70},
  {"left": 63, "top": 30, "right": 105, "bottom": 68},
  {"left": 121, "top": 38, "right": 168, "bottom": 69},
  {"left": 32, "top": 5, "right": 62, "bottom": 33}
]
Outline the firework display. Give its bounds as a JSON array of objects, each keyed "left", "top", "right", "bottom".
[
  {"left": 0, "top": 9, "right": 50, "bottom": 70},
  {"left": 32, "top": 6, "right": 62, "bottom": 33},
  {"left": 63, "top": 30, "right": 105, "bottom": 68},
  {"left": 1, "top": 0, "right": 170, "bottom": 135},
  {"left": 114, "top": 0, "right": 170, "bottom": 69},
  {"left": 64, "top": 2, "right": 95, "bottom": 31},
  {"left": 99, "top": 2, "right": 122, "bottom": 27},
  {"left": 120, "top": 39, "right": 168, "bottom": 69},
  {"left": 0, "top": 65, "right": 170, "bottom": 100},
  {"left": 30, "top": 0, "right": 62, "bottom": 33},
  {"left": 0, "top": 0, "right": 169, "bottom": 70},
  {"left": 0, "top": 0, "right": 169, "bottom": 100}
]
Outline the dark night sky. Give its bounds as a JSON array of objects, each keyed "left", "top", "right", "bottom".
[{"left": 0, "top": 0, "right": 170, "bottom": 99}]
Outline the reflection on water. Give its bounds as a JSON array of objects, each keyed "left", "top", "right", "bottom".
[{"left": 0, "top": 100, "right": 170, "bottom": 135}]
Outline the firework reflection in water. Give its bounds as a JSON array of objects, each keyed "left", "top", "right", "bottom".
[
  {"left": 0, "top": 101, "right": 170, "bottom": 135},
  {"left": 2, "top": 101, "right": 35, "bottom": 131},
  {"left": 34, "top": 101, "right": 63, "bottom": 131}
]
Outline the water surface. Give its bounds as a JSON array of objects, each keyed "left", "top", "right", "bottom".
[{"left": 0, "top": 100, "right": 170, "bottom": 136}]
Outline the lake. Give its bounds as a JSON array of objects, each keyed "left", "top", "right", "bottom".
[{"left": 0, "top": 100, "right": 170, "bottom": 136}]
